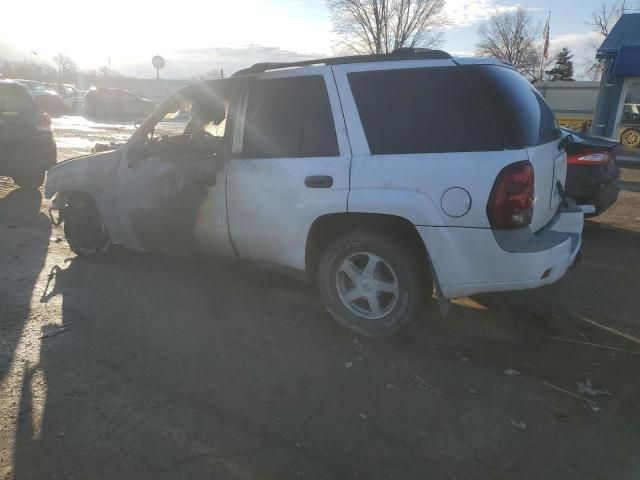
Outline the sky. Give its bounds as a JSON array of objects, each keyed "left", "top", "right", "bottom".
[{"left": 0, "top": 0, "right": 638, "bottom": 79}]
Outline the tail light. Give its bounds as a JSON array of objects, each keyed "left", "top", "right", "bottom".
[
  {"left": 36, "top": 112, "right": 52, "bottom": 131},
  {"left": 567, "top": 150, "right": 612, "bottom": 166},
  {"left": 487, "top": 161, "right": 534, "bottom": 229}
]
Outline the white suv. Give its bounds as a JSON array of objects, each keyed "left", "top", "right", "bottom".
[{"left": 45, "top": 49, "right": 585, "bottom": 337}]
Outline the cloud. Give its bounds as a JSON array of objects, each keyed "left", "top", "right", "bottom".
[
  {"left": 115, "top": 45, "right": 326, "bottom": 79},
  {"left": 445, "top": 1, "right": 540, "bottom": 28}
]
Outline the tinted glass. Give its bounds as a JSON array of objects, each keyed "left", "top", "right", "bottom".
[
  {"left": 0, "top": 84, "right": 36, "bottom": 114},
  {"left": 243, "top": 75, "right": 339, "bottom": 158},
  {"left": 465, "top": 65, "right": 560, "bottom": 148},
  {"left": 348, "top": 67, "right": 502, "bottom": 154}
]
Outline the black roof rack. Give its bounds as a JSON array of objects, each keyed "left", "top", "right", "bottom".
[{"left": 232, "top": 48, "right": 452, "bottom": 76}]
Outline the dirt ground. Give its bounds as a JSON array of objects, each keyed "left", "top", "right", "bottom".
[{"left": 1, "top": 119, "right": 639, "bottom": 479}]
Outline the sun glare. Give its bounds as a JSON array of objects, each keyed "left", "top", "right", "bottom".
[{"left": 2, "top": 0, "right": 332, "bottom": 72}]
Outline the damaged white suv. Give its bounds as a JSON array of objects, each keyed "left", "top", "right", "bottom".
[{"left": 45, "top": 49, "right": 586, "bottom": 337}]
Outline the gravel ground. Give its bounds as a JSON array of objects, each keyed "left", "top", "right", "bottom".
[{"left": 1, "top": 117, "right": 639, "bottom": 479}]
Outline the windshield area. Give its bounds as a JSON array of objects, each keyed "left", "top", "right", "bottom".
[{"left": 140, "top": 86, "right": 229, "bottom": 158}]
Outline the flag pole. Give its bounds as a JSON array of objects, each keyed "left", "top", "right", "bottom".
[{"left": 539, "top": 11, "right": 551, "bottom": 82}]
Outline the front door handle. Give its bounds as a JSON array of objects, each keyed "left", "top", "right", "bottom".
[{"left": 305, "top": 175, "right": 333, "bottom": 188}]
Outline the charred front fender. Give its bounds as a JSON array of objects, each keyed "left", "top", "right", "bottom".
[
  {"left": 45, "top": 150, "right": 121, "bottom": 199},
  {"left": 45, "top": 149, "right": 123, "bottom": 241}
]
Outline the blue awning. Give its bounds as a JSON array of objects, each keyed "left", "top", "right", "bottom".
[
  {"left": 613, "top": 45, "right": 640, "bottom": 76},
  {"left": 598, "top": 14, "right": 640, "bottom": 58}
]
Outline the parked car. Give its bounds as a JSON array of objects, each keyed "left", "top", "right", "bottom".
[
  {"left": 45, "top": 49, "right": 585, "bottom": 337},
  {"left": 561, "top": 127, "right": 620, "bottom": 216},
  {"left": 0, "top": 80, "right": 57, "bottom": 188},
  {"left": 84, "top": 88, "right": 156, "bottom": 119},
  {"left": 15, "top": 79, "right": 65, "bottom": 116},
  {"left": 45, "top": 83, "right": 83, "bottom": 99}
]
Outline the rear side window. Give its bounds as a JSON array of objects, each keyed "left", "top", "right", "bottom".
[
  {"left": 347, "top": 67, "right": 502, "bottom": 154},
  {"left": 465, "top": 65, "right": 561, "bottom": 148},
  {"left": 242, "top": 75, "right": 339, "bottom": 158},
  {"left": 0, "top": 84, "right": 36, "bottom": 115}
]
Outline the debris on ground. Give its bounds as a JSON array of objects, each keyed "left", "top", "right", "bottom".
[
  {"left": 542, "top": 380, "right": 601, "bottom": 412},
  {"left": 358, "top": 413, "right": 367, "bottom": 419},
  {"left": 577, "top": 380, "right": 612, "bottom": 397},
  {"left": 469, "top": 388, "right": 479, "bottom": 395},
  {"left": 40, "top": 325, "right": 72, "bottom": 339},
  {"left": 385, "top": 384, "right": 397, "bottom": 390},
  {"left": 344, "top": 361, "right": 353, "bottom": 369},
  {"left": 547, "top": 336, "right": 640, "bottom": 356},
  {"left": 413, "top": 373, "right": 440, "bottom": 393},
  {"left": 504, "top": 369, "right": 521, "bottom": 376},
  {"left": 509, "top": 419, "right": 527, "bottom": 431}
]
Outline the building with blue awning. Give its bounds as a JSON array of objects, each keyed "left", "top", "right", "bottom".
[{"left": 591, "top": 13, "right": 640, "bottom": 150}]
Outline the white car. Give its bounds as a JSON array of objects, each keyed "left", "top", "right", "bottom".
[{"left": 45, "top": 49, "right": 585, "bottom": 337}]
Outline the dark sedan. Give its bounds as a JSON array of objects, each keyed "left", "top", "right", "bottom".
[
  {"left": 562, "top": 127, "right": 620, "bottom": 216},
  {"left": 84, "top": 88, "right": 156, "bottom": 120}
]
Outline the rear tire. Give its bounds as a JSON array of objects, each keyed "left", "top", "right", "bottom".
[
  {"left": 13, "top": 169, "right": 45, "bottom": 190},
  {"left": 64, "top": 194, "right": 112, "bottom": 259},
  {"left": 317, "top": 230, "right": 431, "bottom": 337}
]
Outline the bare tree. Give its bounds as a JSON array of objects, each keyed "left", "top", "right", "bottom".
[
  {"left": 587, "top": 0, "right": 626, "bottom": 37},
  {"left": 0, "top": 59, "right": 57, "bottom": 82},
  {"left": 585, "top": 1, "right": 626, "bottom": 80},
  {"left": 326, "top": 0, "right": 448, "bottom": 55},
  {"left": 476, "top": 8, "right": 542, "bottom": 80},
  {"left": 52, "top": 53, "right": 78, "bottom": 83}
]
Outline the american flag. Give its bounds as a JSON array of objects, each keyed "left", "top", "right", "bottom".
[{"left": 542, "top": 13, "right": 550, "bottom": 60}]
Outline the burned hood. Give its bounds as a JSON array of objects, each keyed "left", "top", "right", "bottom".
[{"left": 45, "top": 149, "right": 122, "bottom": 199}]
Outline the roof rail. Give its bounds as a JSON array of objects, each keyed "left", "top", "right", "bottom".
[{"left": 232, "top": 48, "right": 452, "bottom": 76}]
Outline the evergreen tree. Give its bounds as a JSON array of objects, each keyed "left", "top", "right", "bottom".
[{"left": 546, "top": 47, "right": 575, "bottom": 81}]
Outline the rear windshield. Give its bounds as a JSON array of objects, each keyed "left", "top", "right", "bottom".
[
  {"left": 464, "top": 65, "right": 561, "bottom": 148},
  {"left": 348, "top": 67, "right": 503, "bottom": 154},
  {"left": 0, "top": 83, "right": 37, "bottom": 114}
]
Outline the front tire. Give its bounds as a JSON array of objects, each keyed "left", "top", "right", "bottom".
[
  {"left": 317, "top": 231, "right": 431, "bottom": 337},
  {"left": 64, "top": 194, "right": 112, "bottom": 259}
]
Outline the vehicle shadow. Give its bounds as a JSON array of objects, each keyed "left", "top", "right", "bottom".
[
  {"left": 620, "top": 179, "right": 640, "bottom": 192},
  {"left": 0, "top": 186, "right": 43, "bottom": 225},
  {"left": 8, "top": 222, "right": 640, "bottom": 479}
]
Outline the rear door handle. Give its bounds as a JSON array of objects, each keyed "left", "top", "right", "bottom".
[{"left": 305, "top": 175, "right": 333, "bottom": 188}]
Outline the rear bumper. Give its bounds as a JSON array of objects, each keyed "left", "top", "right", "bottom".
[
  {"left": 418, "top": 204, "right": 584, "bottom": 299},
  {"left": 565, "top": 163, "right": 620, "bottom": 214}
]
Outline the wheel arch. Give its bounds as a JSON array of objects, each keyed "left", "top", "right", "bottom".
[{"left": 306, "top": 212, "right": 433, "bottom": 280}]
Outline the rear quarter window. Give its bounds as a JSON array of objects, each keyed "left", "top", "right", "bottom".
[
  {"left": 347, "top": 67, "right": 503, "bottom": 154},
  {"left": 464, "top": 65, "right": 561, "bottom": 148}
]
